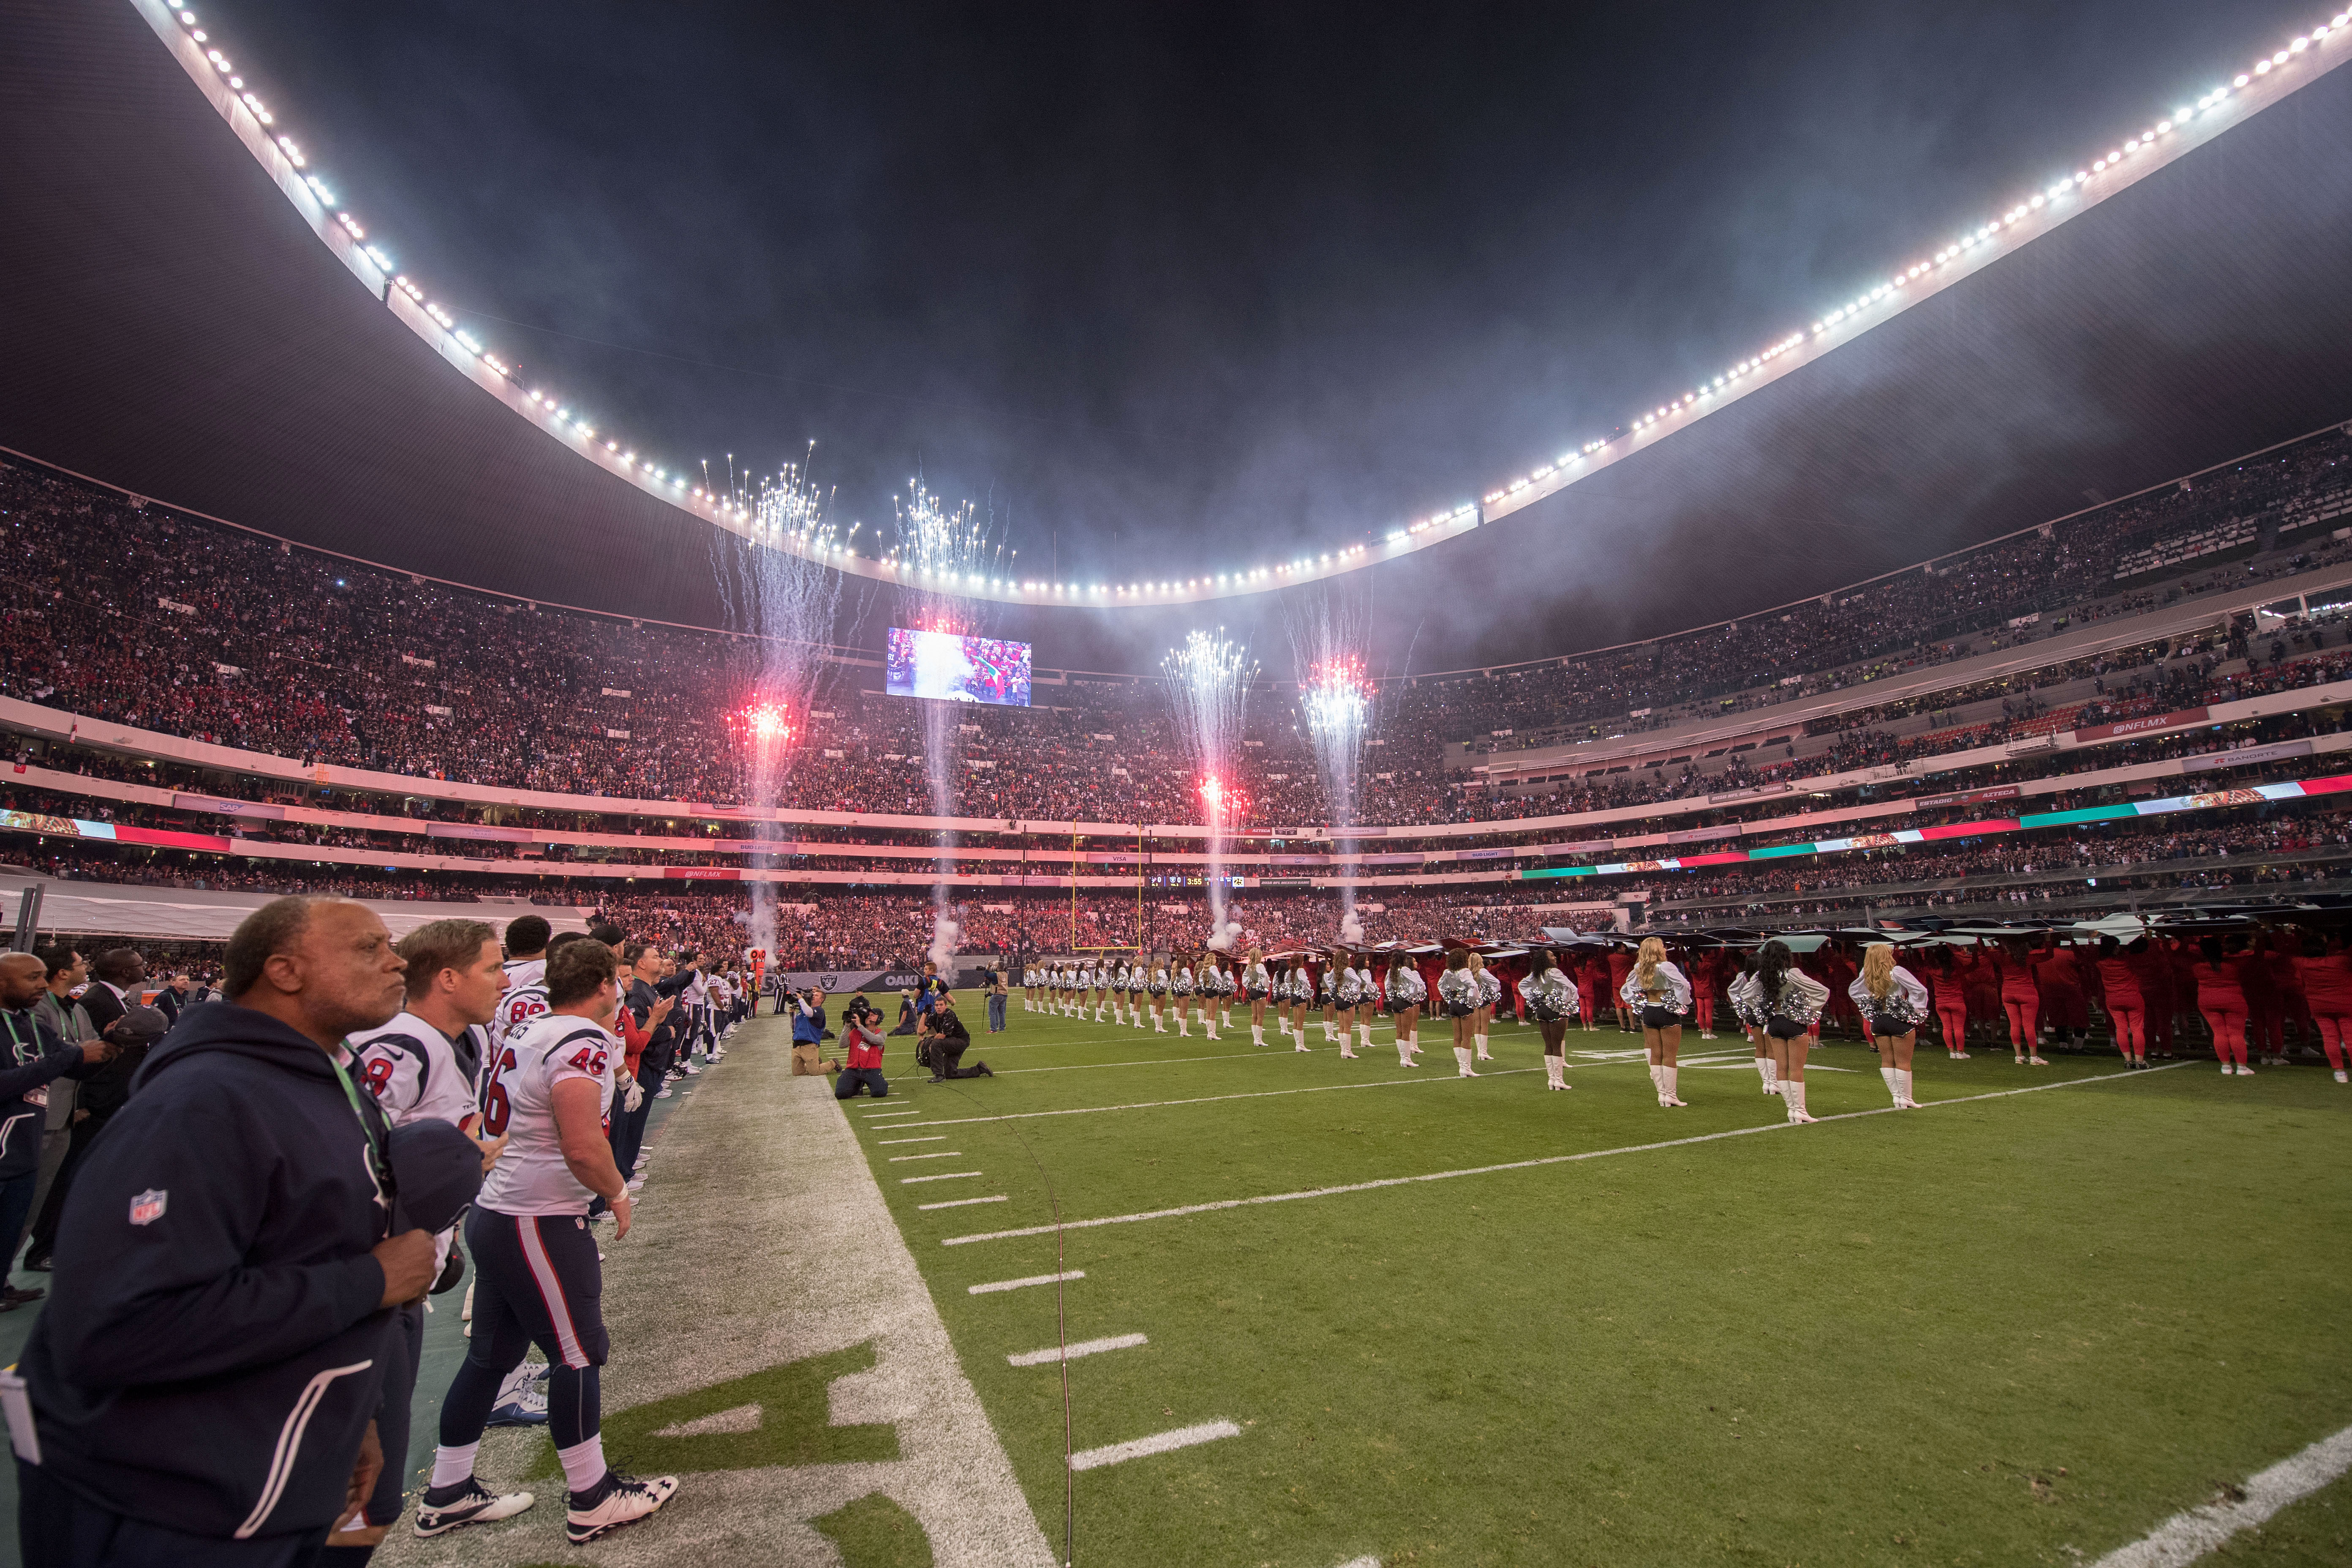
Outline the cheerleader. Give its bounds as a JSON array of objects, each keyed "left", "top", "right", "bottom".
[
  {"left": 1127, "top": 957, "right": 1147, "bottom": 1027},
  {"left": 1468, "top": 951, "right": 1502, "bottom": 1061},
  {"left": 1346, "top": 953, "right": 1376, "bottom": 1055},
  {"left": 1729, "top": 950, "right": 1776, "bottom": 1095},
  {"left": 1517, "top": 949, "right": 1579, "bottom": 1092},
  {"left": 1241, "top": 947, "right": 1274, "bottom": 1046},
  {"left": 1330, "top": 948, "right": 1363, "bottom": 1058},
  {"left": 1146, "top": 954, "right": 1171, "bottom": 1033},
  {"left": 1315, "top": 958, "right": 1339, "bottom": 1045},
  {"left": 1731, "top": 939, "right": 1829, "bottom": 1124},
  {"left": 1020, "top": 964, "right": 1034, "bottom": 1012},
  {"left": 1284, "top": 961, "right": 1313, "bottom": 1050},
  {"left": 1171, "top": 954, "right": 1198, "bottom": 1037},
  {"left": 1849, "top": 943, "right": 1930, "bottom": 1108},
  {"left": 1091, "top": 960, "right": 1110, "bottom": 1023},
  {"left": 1384, "top": 955, "right": 1426, "bottom": 1065},
  {"left": 1436, "top": 950, "right": 1481, "bottom": 1077},
  {"left": 1618, "top": 937, "right": 1694, "bottom": 1106},
  {"left": 1203, "top": 954, "right": 1230, "bottom": 1038}
]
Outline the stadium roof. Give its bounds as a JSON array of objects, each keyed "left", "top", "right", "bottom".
[{"left": 3, "top": 1, "right": 2351, "bottom": 675}]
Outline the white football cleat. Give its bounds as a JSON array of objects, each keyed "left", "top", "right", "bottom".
[
  {"left": 566, "top": 1473, "right": 679, "bottom": 1545},
  {"left": 414, "top": 1478, "right": 535, "bottom": 1537}
]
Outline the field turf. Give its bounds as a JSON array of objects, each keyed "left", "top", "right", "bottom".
[{"left": 844, "top": 1000, "right": 2352, "bottom": 1566}]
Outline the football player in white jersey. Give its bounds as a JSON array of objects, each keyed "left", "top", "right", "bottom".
[
  {"left": 705, "top": 969, "right": 734, "bottom": 1057},
  {"left": 493, "top": 914, "right": 554, "bottom": 1051},
  {"left": 419, "top": 939, "right": 679, "bottom": 1545},
  {"left": 347, "top": 919, "right": 523, "bottom": 1549}
]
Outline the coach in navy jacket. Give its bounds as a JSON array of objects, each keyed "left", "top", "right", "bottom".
[{"left": 15, "top": 897, "right": 438, "bottom": 1565}]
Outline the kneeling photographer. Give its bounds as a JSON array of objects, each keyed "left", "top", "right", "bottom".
[{"left": 917, "top": 996, "right": 991, "bottom": 1082}]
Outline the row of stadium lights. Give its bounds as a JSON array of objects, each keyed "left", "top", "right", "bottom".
[
  {"left": 174, "top": 4, "right": 2347, "bottom": 602},
  {"left": 1477, "top": 11, "right": 2352, "bottom": 509}
]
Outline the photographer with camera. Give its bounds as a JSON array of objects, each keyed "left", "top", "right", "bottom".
[{"left": 918, "top": 995, "right": 992, "bottom": 1082}]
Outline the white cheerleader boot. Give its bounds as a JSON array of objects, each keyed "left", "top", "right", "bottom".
[
  {"left": 1251, "top": 1024, "right": 1265, "bottom": 1047},
  {"left": 1661, "top": 1065, "right": 1686, "bottom": 1107},
  {"left": 1205, "top": 1018, "right": 1219, "bottom": 1040},
  {"left": 1454, "top": 1046, "right": 1478, "bottom": 1077},
  {"left": 1759, "top": 1058, "right": 1779, "bottom": 1095},
  {"left": 1356, "top": 1024, "right": 1372, "bottom": 1052},
  {"left": 1647, "top": 1063, "right": 1665, "bottom": 1102},
  {"left": 1474, "top": 1033, "right": 1491, "bottom": 1062},
  {"left": 1222, "top": 1010, "right": 1234, "bottom": 1027},
  {"left": 1783, "top": 1080, "right": 1816, "bottom": 1123},
  {"left": 1544, "top": 1054, "right": 1568, "bottom": 1091},
  {"left": 1894, "top": 1068, "right": 1918, "bottom": 1108},
  {"left": 1176, "top": 1014, "right": 1190, "bottom": 1037},
  {"left": 1396, "top": 1036, "right": 1415, "bottom": 1066},
  {"left": 1880, "top": 1066, "right": 1902, "bottom": 1107},
  {"left": 1406, "top": 1030, "right": 1422, "bottom": 1063},
  {"left": 1154, "top": 1012, "right": 1166, "bottom": 1034}
]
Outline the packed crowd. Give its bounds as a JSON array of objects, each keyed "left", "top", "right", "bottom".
[{"left": 5, "top": 427, "right": 2349, "bottom": 833}]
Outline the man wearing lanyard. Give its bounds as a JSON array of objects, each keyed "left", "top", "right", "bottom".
[
  {"left": 0, "top": 955, "right": 113, "bottom": 1306},
  {"left": 14, "top": 897, "right": 438, "bottom": 1567}
]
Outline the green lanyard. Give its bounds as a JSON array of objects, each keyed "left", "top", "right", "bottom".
[
  {"left": 328, "top": 1042, "right": 389, "bottom": 1190},
  {"left": 0, "top": 1011, "right": 33, "bottom": 1067}
]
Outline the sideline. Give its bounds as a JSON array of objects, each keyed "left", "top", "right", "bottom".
[
  {"left": 2091, "top": 1421, "right": 2352, "bottom": 1566},
  {"left": 380, "top": 1018, "right": 1055, "bottom": 1568},
  {"left": 941, "top": 1063, "right": 2191, "bottom": 1247}
]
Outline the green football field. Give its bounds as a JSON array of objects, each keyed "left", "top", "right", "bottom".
[{"left": 843, "top": 999, "right": 2352, "bottom": 1567}]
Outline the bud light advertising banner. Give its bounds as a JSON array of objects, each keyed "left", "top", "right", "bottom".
[{"left": 886, "top": 628, "right": 1033, "bottom": 706}]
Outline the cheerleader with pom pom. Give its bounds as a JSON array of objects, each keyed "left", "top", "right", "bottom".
[
  {"left": 1731, "top": 941, "right": 1830, "bottom": 1123},
  {"left": 1517, "top": 949, "right": 1579, "bottom": 1091},
  {"left": 1437, "top": 951, "right": 1481, "bottom": 1077},
  {"left": 1849, "top": 943, "right": 1930, "bottom": 1108},
  {"left": 1618, "top": 937, "right": 1694, "bottom": 1107},
  {"left": 1384, "top": 956, "right": 1426, "bottom": 1065}
]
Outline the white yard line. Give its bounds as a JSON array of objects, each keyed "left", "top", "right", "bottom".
[
  {"left": 969, "top": 1271, "right": 1085, "bottom": 1295},
  {"left": 880, "top": 1068, "right": 1542, "bottom": 1132},
  {"left": 942, "top": 1064, "right": 2189, "bottom": 1246},
  {"left": 999, "top": 1049, "right": 1272, "bottom": 1075},
  {"left": 919, "top": 1195, "right": 1010, "bottom": 1211},
  {"left": 2091, "top": 1421, "right": 2352, "bottom": 1566},
  {"left": 890, "top": 1151, "right": 965, "bottom": 1162},
  {"left": 1005, "top": 1333, "right": 1147, "bottom": 1367},
  {"left": 1068, "top": 1419, "right": 1241, "bottom": 1472},
  {"left": 901, "top": 1172, "right": 985, "bottom": 1184},
  {"left": 879, "top": 1135, "right": 948, "bottom": 1145}
]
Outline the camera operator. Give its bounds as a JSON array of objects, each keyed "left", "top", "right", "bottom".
[
  {"left": 919, "top": 996, "right": 992, "bottom": 1082},
  {"left": 833, "top": 997, "right": 889, "bottom": 1099}
]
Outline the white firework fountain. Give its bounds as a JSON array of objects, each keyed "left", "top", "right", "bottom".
[
  {"left": 1290, "top": 587, "right": 1375, "bottom": 943},
  {"left": 713, "top": 451, "right": 844, "bottom": 966},
  {"left": 1162, "top": 629, "right": 1255, "bottom": 951},
  {"left": 890, "top": 479, "right": 1013, "bottom": 966},
  {"left": 710, "top": 454, "right": 851, "bottom": 968}
]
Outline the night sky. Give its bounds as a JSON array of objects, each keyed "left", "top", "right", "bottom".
[{"left": 214, "top": 0, "right": 2321, "bottom": 579}]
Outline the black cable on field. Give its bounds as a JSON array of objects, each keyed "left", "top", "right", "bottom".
[{"left": 927, "top": 1067, "right": 1077, "bottom": 1566}]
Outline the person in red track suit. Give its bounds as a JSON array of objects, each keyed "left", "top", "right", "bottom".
[
  {"left": 1995, "top": 940, "right": 2046, "bottom": 1065},
  {"left": 2289, "top": 931, "right": 2352, "bottom": 1084},
  {"left": 2095, "top": 936, "right": 2150, "bottom": 1068},
  {"left": 1928, "top": 947, "right": 1974, "bottom": 1060},
  {"left": 2191, "top": 936, "right": 2252, "bottom": 1076}
]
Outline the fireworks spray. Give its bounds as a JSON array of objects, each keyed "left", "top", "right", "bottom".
[
  {"left": 1162, "top": 629, "right": 1256, "bottom": 950},
  {"left": 892, "top": 479, "right": 1012, "bottom": 965},
  {"left": 1290, "top": 585, "right": 1375, "bottom": 943},
  {"left": 713, "top": 451, "right": 844, "bottom": 966}
]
